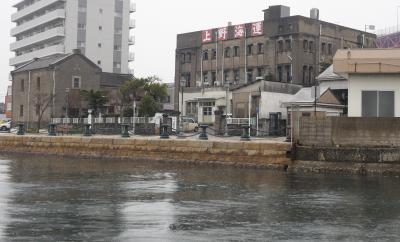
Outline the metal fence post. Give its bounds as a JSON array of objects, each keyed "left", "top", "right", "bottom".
[{"left": 199, "top": 125, "right": 208, "bottom": 140}]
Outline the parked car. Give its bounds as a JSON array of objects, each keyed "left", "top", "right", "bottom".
[
  {"left": 0, "top": 121, "right": 11, "bottom": 131},
  {"left": 182, "top": 117, "right": 199, "bottom": 132}
]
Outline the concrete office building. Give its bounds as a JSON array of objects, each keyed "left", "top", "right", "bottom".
[
  {"left": 175, "top": 5, "right": 376, "bottom": 111},
  {"left": 10, "top": 0, "right": 136, "bottom": 74}
]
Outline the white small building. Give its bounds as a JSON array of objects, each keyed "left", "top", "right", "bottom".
[{"left": 334, "top": 49, "right": 400, "bottom": 117}]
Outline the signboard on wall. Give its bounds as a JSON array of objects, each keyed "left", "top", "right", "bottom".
[
  {"left": 234, "top": 24, "right": 245, "bottom": 38},
  {"left": 218, "top": 27, "right": 228, "bottom": 41},
  {"left": 251, "top": 21, "right": 264, "bottom": 36},
  {"left": 202, "top": 29, "right": 213, "bottom": 43}
]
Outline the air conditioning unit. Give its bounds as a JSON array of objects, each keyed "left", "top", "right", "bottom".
[
  {"left": 214, "top": 81, "right": 221, "bottom": 86},
  {"left": 204, "top": 81, "right": 210, "bottom": 86},
  {"left": 196, "top": 81, "right": 202, "bottom": 87}
]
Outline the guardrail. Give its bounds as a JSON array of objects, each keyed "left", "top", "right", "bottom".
[{"left": 51, "top": 117, "right": 160, "bottom": 125}]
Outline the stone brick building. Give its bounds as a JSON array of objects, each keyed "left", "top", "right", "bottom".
[
  {"left": 175, "top": 5, "right": 376, "bottom": 110},
  {"left": 11, "top": 49, "right": 102, "bottom": 126}
]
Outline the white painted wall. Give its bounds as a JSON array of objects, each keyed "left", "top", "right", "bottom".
[
  {"left": 348, "top": 74, "right": 400, "bottom": 117},
  {"left": 11, "top": 0, "right": 131, "bottom": 73},
  {"left": 260, "top": 92, "right": 294, "bottom": 119},
  {"left": 64, "top": 0, "right": 78, "bottom": 54}
]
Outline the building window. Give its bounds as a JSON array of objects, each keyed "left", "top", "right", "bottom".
[
  {"left": 114, "top": 45, "right": 121, "bottom": 51},
  {"left": 328, "top": 43, "right": 333, "bottom": 55},
  {"left": 203, "top": 107, "right": 213, "bottom": 116},
  {"left": 203, "top": 72, "right": 208, "bottom": 84},
  {"left": 321, "top": 42, "right": 326, "bottom": 55},
  {"left": 309, "top": 66, "right": 314, "bottom": 84},
  {"left": 203, "top": 50, "right": 208, "bottom": 60},
  {"left": 309, "top": 41, "right": 314, "bottom": 53},
  {"left": 278, "top": 25, "right": 283, "bottom": 32},
  {"left": 257, "top": 43, "right": 264, "bottom": 54},
  {"left": 97, "top": 60, "right": 101, "bottom": 65},
  {"left": 20, "top": 79, "right": 24, "bottom": 92},
  {"left": 278, "top": 40, "right": 284, "bottom": 52},
  {"left": 277, "top": 66, "right": 283, "bottom": 82},
  {"left": 362, "top": 91, "right": 395, "bottom": 117},
  {"left": 233, "top": 69, "right": 240, "bottom": 83},
  {"left": 113, "top": 62, "right": 121, "bottom": 68},
  {"left": 186, "top": 53, "right": 192, "bottom": 63},
  {"left": 19, "top": 105, "right": 23, "bottom": 117},
  {"left": 78, "top": 23, "right": 86, "bottom": 30},
  {"left": 224, "top": 70, "right": 230, "bottom": 82},
  {"left": 211, "top": 71, "right": 216, "bottom": 85},
  {"left": 285, "top": 39, "right": 292, "bottom": 51},
  {"left": 247, "top": 68, "right": 253, "bottom": 82},
  {"left": 212, "top": 49, "right": 217, "bottom": 59},
  {"left": 77, "top": 41, "right": 85, "bottom": 48},
  {"left": 303, "top": 40, "right": 309, "bottom": 51},
  {"left": 233, "top": 46, "right": 240, "bottom": 57},
  {"left": 36, "top": 77, "right": 40, "bottom": 90},
  {"left": 98, "top": 43, "right": 102, "bottom": 48},
  {"left": 247, "top": 44, "right": 253, "bottom": 55},
  {"left": 99, "top": 8, "right": 103, "bottom": 13},
  {"left": 285, "top": 65, "right": 292, "bottom": 83},
  {"left": 186, "top": 102, "right": 198, "bottom": 117},
  {"left": 72, "top": 76, "right": 81, "bottom": 89},
  {"left": 303, "top": 66, "right": 309, "bottom": 85},
  {"left": 99, "top": 26, "right": 103, "bottom": 31},
  {"left": 257, "top": 67, "right": 264, "bottom": 77},
  {"left": 224, "top": 47, "right": 231, "bottom": 57}
]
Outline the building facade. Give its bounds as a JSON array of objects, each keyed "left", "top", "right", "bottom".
[
  {"left": 175, "top": 5, "right": 376, "bottom": 110},
  {"left": 334, "top": 49, "right": 400, "bottom": 118},
  {"left": 11, "top": 50, "right": 102, "bottom": 126},
  {"left": 10, "top": 0, "right": 135, "bottom": 74}
]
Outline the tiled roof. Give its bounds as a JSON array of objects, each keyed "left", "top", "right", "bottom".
[
  {"left": 100, "top": 72, "right": 133, "bottom": 87},
  {"left": 12, "top": 54, "right": 70, "bottom": 73}
]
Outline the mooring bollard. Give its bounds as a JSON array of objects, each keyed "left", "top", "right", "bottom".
[
  {"left": 48, "top": 124, "right": 56, "bottom": 136},
  {"left": 17, "top": 123, "right": 25, "bottom": 136},
  {"left": 121, "top": 124, "right": 130, "bottom": 138},
  {"left": 241, "top": 124, "right": 251, "bottom": 141},
  {"left": 160, "top": 124, "right": 170, "bottom": 139},
  {"left": 199, "top": 125, "right": 208, "bottom": 140},
  {"left": 83, "top": 124, "right": 92, "bottom": 137}
]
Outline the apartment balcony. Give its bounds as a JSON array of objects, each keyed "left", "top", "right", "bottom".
[
  {"left": 128, "top": 35, "right": 135, "bottom": 45},
  {"left": 11, "top": 9, "right": 66, "bottom": 37},
  {"left": 128, "top": 52, "right": 135, "bottom": 62},
  {"left": 130, "top": 3, "right": 136, "bottom": 13},
  {"left": 129, "top": 19, "right": 136, "bottom": 29},
  {"left": 10, "top": 27, "right": 65, "bottom": 51},
  {"left": 10, "top": 44, "right": 65, "bottom": 66},
  {"left": 12, "top": 0, "right": 65, "bottom": 22}
]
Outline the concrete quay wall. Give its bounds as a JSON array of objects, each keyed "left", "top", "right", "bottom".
[{"left": 0, "top": 135, "right": 291, "bottom": 170}]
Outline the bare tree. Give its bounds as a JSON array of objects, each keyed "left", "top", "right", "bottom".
[{"left": 32, "top": 93, "right": 55, "bottom": 131}]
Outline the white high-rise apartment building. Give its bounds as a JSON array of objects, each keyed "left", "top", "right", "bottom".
[{"left": 10, "top": 0, "right": 135, "bottom": 74}]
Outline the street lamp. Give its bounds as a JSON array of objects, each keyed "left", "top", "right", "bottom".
[
  {"left": 287, "top": 54, "right": 293, "bottom": 83},
  {"left": 224, "top": 81, "right": 231, "bottom": 136},
  {"left": 177, "top": 78, "right": 186, "bottom": 137},
  {"left": 65, "top": 88, "right": 70, "bottom": 119}
]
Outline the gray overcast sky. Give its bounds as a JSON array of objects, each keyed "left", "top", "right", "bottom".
[{"left": 1, "top": 0, "right": 399, "bottom": 98}]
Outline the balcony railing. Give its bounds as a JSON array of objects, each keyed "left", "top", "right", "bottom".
[
  {"left": 10, "top": 44, "right": 64, "bottom": 66},
  {"left": 130, "top": 3, "right": 136, "bottom": 13},
  {"left": 12, "top": 0, "right": 65, "bottom": 22},
  {"left": 128, "top": 52, "right": 135, "bottom": 62},
  {"left": 10, "top": 27, "right": 65, "bottom": 51},
  {"left": 128, "top": 35, "right": 135, "bottom": 45},
  {"left": 129, "top": 19, "right": 136, "bottom": 29},
  {"left": 11, "top": 9, "right": 66, "bottom": 36}
]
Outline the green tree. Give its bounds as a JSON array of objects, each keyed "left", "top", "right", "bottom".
[
  {"left": 138, "top": 95, "right": 159, "bottom": 117},
  {"left": 120, "top": 78, "right": 147, "bottom": 116},
  {"left": 119, "top": 76, "right": 168, "bottom": 117},
  {"left": 81, "top": 90, "right": 108, "bottom": 116}
]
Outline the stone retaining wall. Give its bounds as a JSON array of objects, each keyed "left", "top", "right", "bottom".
[{"left": 0, "top": 135, "right": 291, "bottom": 170}]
